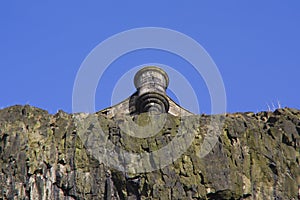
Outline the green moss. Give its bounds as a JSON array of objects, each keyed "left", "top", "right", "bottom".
[{"left": 0, "top": 106, "right": 299, "bottom": 199}]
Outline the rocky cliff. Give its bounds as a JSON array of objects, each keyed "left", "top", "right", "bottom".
[{"left": 0, "top": 105, "right": 299, "bottom": 199}]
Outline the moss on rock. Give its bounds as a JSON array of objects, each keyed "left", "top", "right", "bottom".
[{"left": 0, "top": 105, "right": 299, "bottom": 199}]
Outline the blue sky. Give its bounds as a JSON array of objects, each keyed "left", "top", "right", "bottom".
[{"left": 1, "top": 1, "right": 299, "bottom": 114}]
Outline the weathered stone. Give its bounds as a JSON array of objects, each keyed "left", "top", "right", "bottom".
[
  {"left": 0, "top": 105, "right": 299, "bottom": 199},
  {"left": 99, "top": 66, "right": 193, "bottom": 118}
]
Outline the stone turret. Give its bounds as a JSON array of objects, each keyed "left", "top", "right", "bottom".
[
  {"left": 99, "top": 66, "right": 193, "bottom": 117},
  {"left": 134, "top": 67, "right": 169, "bottom": 114}
]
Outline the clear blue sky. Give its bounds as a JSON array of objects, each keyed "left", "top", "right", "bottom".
[{"left": 1, "top": 1, "right": 299, "bottom": 114}]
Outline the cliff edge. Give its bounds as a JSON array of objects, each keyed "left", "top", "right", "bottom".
[{"left": 0, "top": 105, "right": 299, "bottom": 199}]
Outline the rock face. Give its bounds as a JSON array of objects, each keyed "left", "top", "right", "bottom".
[{"left": 0, "top": 105, "right": 299, "bottom": 199}]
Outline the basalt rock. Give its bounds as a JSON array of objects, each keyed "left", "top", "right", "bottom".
[{"left": 0, "top": 105, "right": 299, "bottom": 199}]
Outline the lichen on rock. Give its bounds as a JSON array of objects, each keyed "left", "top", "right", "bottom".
[{"left": 0, "top": 105, "right": 299, "bottom": 199}]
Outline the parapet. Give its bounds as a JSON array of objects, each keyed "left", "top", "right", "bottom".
[{"left": 100, "top": 66, "right": 193, "bottom": 117}]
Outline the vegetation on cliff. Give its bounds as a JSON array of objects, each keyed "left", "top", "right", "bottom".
[{"left": 0, "top": 105, "right": 299, "bottom": 199}]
